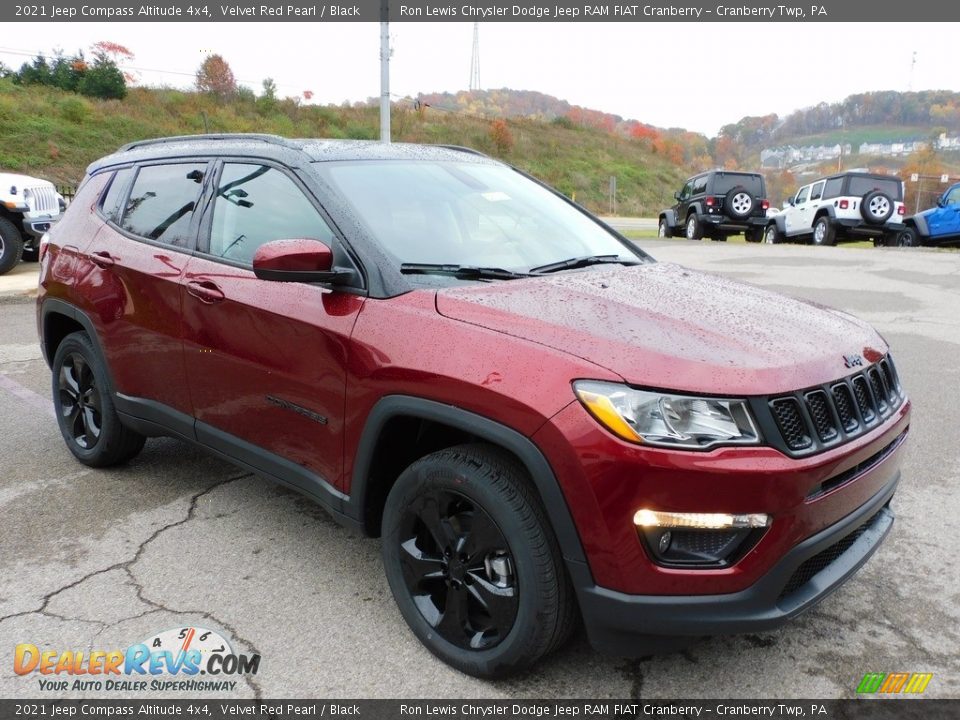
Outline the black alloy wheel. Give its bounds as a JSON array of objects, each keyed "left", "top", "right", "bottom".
[
  {"left": 51, "top": 331, "right": 145, "bottom": 466},
  {"left": 58, "top": 351, "right": 102, "bottom": 449},
  {"left": 397, "top": 489, "right": 518, "bottom": 650}
]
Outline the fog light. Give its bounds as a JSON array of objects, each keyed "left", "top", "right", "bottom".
[
  {"left": 658, "top": 531, "right": 672, "bottom": 554},
  {"left": 635, "top": 509, "right": 770, "bottom": 568},
  {"left": 634, "top": 509, "right": 769, "bottom": 529}
]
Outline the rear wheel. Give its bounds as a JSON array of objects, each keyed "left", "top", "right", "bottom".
[
  {"left": 381, "top": 444, "right": 575, "bottom": 678},
  {"left": 763, "top": 224, "right": 782, "bottom": 244},
  {"left": 52, "top": 332, "right": 146, "bottom": 467},
  {"left": 0, "top": 217, "right": 24, "bottom": 276},
  {"left": 744, "top": 227, "right": 763, "bottom": 243},
  {"left": 812, "top": 216, "right": 836, "bottom": 246},
  {"left": 685, "top": 214, "right": 703, "bottom": 240}
]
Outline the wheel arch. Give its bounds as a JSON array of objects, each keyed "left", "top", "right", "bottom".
[
  {"left": 659, "top": 209, "right": 677, "bottom": 227},
  {"left": 347, "top": 395, "right": 588, "bottom": 568},
  {"left": 40, "top": 300, "right": 114, "bottom": 394}
]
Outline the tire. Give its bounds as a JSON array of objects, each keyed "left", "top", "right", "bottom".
[
  {"left": 811, "top": 216, "right": 836, "bottom": 246},
  {"left": 894, "top": 227, "right": 919, "bottom": 247},
  {"left": 744, "top": 227, "right": 763, "bottom": 243},
  {"left": 685, "top": 214, "right": 703, "bottom": 240},
  {"left": 0, "top": 216, "right": 24, "bottom": 276},
  {"left": 658, "top": 219, "right": 672, "bottom": 238},
  {"left": 860, "top": 191, "right": 893, "bottom": 225},
  {"left": 763, "top": 224, "right": 782, "bottom": 244},
  {"left": 52, "top": 331, "right": 146, "bottom": 467},
  {"left": 381, "top": 443, "right": 575, "bottom": 678},
  {"left": 724, "top": 187, "right": 753, "bottom": 219},
  {"left": 712, "top": 233, "right": 728, "bottom": 242}
]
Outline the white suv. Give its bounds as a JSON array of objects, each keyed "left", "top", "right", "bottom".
[
  {"left": 0, "top": 171, "right": 65, "bottom": 275},
  {"left": 764, "top": 171, "right": 905, "bottom": 246}
]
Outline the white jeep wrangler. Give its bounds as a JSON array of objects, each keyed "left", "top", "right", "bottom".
[
  {"left": 0, "top": 171, "right": 65, "bottom": 275},
  {"left": 764, "top": 171, "right": 905, "bottom": 246}
]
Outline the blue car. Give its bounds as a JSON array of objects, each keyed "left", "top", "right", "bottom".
[{"left": 898, "top": 183, "right": 960, "bottom": 247}]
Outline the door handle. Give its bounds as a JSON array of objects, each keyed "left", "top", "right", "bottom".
[
  {"left": 90, "top": 251, "right": 116, "bottom": 269},
  {"left": 186, "top": 280, "right": 225, "bottom": 304}
]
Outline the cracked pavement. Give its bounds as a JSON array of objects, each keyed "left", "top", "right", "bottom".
[{"left": 1, "top": 242, "right": 958, "bottom": 699}]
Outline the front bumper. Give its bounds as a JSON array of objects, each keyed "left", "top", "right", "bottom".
[
  {"left": 572, "top": 473, "right": 897, "bottom": 656},
  {"left": 21, "top": 210, "right": 62, "bottom": 240}
]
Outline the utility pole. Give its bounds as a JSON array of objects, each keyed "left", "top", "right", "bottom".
[
  {"left": 469, "top": 23, "right": 481, "bottom": 91},
  {"left": 380, "top": 0, "right": 391, "bottom": 143}
]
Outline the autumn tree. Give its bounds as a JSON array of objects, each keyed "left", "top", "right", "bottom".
[
  {"left": 489, "top": 119, "right": 514, "bottom": 155},
  {"left": 196, "top": 54, "right": 237, "bottom": 99}
]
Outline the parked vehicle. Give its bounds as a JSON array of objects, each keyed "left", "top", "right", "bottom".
[
  {"left": 0, "top": 171, "right": 65, "bottom": 274},
  {"left": 764, "top": 171, "right": 905, "bottom": 246},
  {"left": 896, "top": 182, "right": 960, "bottom": 247},
  {"left": 39, "top": 135, "right": 910, "bottom": 677},
  {"left": 659, "top": 170, "right": 770, "bottom": 242}
]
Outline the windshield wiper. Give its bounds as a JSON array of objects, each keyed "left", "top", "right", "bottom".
[
  {"left": 529, "top": 254, "right": 641, "bottom": 274},
  {"left": 400, "top": 263, "right": 530, "bottom": 280}
]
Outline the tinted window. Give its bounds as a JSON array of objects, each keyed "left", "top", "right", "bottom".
[
  {"left": 712, "top": 173, "right": 763, "bottom": 196},
  {"left": 795, "top": 186, "right": 811, "bottom": 204},
  {"left": 120, "top": 164, "right": 206, "bottom": 246},
  {"left": 208, "top": 164, "right": 334, "bottom": 265},
  {"left": 847, "top": 176, "right": 902, "bottom": 200},
  {"left": 679, "top": 180, "right": 694, "bottom": 200},
  {"left": 99, "top": 167, "right": 134, "bottom": 222},
  {"left": 691, "top": 176, "right": 708, "bottom": 195},
  {"left": 810, "top": 181, "right": 825, "bottom": 201},
  {"left": 822, "top": 178, "right": 844, "bottom": 199}
]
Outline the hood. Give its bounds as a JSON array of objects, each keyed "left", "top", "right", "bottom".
[
  {"left": 435, "top": 263, "right": 887, "bottom": 396},
  {"left": 0, "top": 172, "right": 56, "bottom": 190}
]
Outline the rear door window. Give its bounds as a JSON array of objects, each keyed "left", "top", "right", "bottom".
[
  {"left": 823, "top": 178, "right": 844, "bottom": 199},
  {"left": 119, "top": 163, "right": 208, "bottom": 247}
]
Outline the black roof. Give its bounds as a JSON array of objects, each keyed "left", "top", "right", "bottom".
[{"left": 88, "top": 134, "right": 495, "bottom": 174}]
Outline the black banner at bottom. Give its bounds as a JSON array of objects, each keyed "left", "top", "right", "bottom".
[{"left": 1, "top": 700, "right": 957, "bottom": 720}]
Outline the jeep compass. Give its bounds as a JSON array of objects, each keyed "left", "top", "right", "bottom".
[{"left": 38, "top": 135, "right": 910, "bottom": 678}]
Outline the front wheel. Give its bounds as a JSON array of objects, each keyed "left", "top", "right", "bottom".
[
  {"left": 893, "top": 227, "right": 919, "bottom": 247},
  {"left": 0, "top": 217, "right": 24, "bottom": 275},
  {"left": 811, "top": 216, "right": 836, "bottom": 246},
  {"left": 763, "top": 225, "right": 782, "bottom": 244},
  {"left": 658, "top": 219, "right": 672, "bottom": 238},
  {"left": 381, "top": 444, "right": 575, "bottom": 678},
  {"left": 52, "top": 332, "right": 146, "bottom": 467}
]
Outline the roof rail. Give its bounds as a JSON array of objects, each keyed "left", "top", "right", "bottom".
[
  {"left": 118, "top": 134, "right": 297, "bottom": 152},
  {"left": 433, "top": 144, "right": 489, "bottom": 158}
]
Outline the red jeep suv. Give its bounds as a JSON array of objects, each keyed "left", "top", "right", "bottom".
[{"left": 38, "top": 135, "right": 910, "bottom": 678}]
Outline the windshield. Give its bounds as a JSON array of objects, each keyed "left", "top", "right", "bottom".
[{"left": 313, "top": 160, "right": 642, "bottom": 272}]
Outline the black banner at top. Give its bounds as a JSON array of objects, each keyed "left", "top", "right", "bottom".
[{"left": 3, "top": 0, "right": 958, "bottom": 22}]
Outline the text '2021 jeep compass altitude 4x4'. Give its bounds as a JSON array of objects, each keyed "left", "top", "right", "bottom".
[{"left": 38, "top": 135, "right": 910, "bottom": 678}]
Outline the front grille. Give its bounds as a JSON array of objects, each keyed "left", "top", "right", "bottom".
[
  {"left": 767, "top": 354, "right": 904, "bottom": 456},
  {"left": 25, "top": 185, "right": 59, "bottom": 214},
  {"left": 778, "top": 509, "right": 881, "bottom": 600}
]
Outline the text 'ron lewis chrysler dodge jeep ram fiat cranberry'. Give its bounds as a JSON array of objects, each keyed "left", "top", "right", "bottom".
[{"left": 38, "top": 135, "right": 909, "bottom": 678}]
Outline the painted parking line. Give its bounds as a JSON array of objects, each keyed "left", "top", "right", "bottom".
[{"left": 0, "top": 372, "right": 56, "bottom": 419}]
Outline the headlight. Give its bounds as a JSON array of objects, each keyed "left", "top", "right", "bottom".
[{"left": 573, "top": 380, "right": 761, "bottom": 449}]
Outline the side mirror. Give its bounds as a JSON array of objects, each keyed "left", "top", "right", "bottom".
[
  {"left": 784, "top": 198, "right": 794, "bottom": 208},
  {"left": 252, "top": 239, "right": 350, "bottom": 284},
  {"left": 937, "top": 196, "right": 947, "bottom": 208},
  {"left": 674, "top": 191, "right": 682, "bottom": 201}
]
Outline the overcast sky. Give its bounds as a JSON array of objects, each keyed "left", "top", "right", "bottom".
[{"left": 5, "top": 22, "right": 957, "bottom": 136}]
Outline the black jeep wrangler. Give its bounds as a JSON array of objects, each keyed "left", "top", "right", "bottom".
[{"left": 659, "top": 170, "right": 769, "bottom": 242}]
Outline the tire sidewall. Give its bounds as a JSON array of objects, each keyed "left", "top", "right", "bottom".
[
  {"left": 685, "top": 215, "right": 700, "bottom": 240},
  {"left": 725, "top": 187, "right": 753, "bottom": 219},
  {"left": 812, "top": 217, "right": 831, "bottom": 245},
  {"left": 861, "top": 191, "right": 893, "bottom": 224},
  {"left": 763, "top": 226, "right": 779, "bottom": 244},
  {"left": 0, "top": 216, "right": 24, "bottom": 275},
  {"left": 381, "top": 456, "right": 550, "bottom": 677}
]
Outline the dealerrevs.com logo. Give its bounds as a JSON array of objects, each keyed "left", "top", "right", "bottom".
[
  {"left": 856, "top": 672, "right": 934, "bottom": 694},
  {"left": 14, "top": 626, "right": 260, "bottom": 693}
]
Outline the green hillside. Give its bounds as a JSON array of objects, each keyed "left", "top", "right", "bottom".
[{"left": 0, "top": 79, "right": 686, "bottom": 217}]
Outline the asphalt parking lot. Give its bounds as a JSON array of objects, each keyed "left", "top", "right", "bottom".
[{"left": 1, "top": 241, "right": 958, "bottom": 699}]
